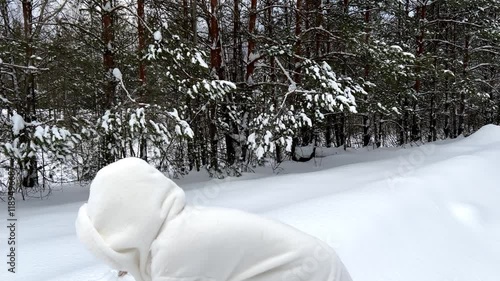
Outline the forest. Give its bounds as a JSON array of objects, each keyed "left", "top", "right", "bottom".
[{"left": 1, "top": 0, "right": 499, "bottom": 195}]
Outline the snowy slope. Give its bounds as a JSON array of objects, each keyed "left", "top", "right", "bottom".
[{"left": 1, "top": 125, "right": 500, "bottom": 281}]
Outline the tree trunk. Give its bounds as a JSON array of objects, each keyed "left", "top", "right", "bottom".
[
  {"left": 245, "top": 0, "right": 257, "bottom": 83},
  {"left": 266, "top": 0, "right": 281, "bottom": 162},
  {"left": 362, "top": 6, "right": 371, "bottom": 147},
  {"left": 209, "top": 0, "right": 221, "bottom": 173},
  {"left": 294, "top": 0, "right": 302, "bottom": 83},
  {"left": 429, "top": 94, "right": 437, "bottom": 142},
  {"left": 182, "top": 0, "right": 190, "bottom": 39},
  {"left": 102, "top": 0, "right": 116, "bottom": 166},
  {"left": 399, "top": 0, "right": 410, "bottom": 145},
  {"left": 373, "top": 113, "right": 381, "bottom": 148},
  {"left": 334, "top": 114, "right": 345, "bottom": 147},
  {"left": 21, "top": 0, "right": 37, "bottom": 188},
  {"left": 458, "top": 33, "right": 469, "bottom": 136},
  {"left": 325, "top": 115, "right": 332, "bottom": 147},
  {"left": 443, "top": 10, "right": 450, "bottom": 139},
  {"left": 102, "top": 0, "right": 115, "bottom": 109},
  {"left": 191, "top": 0, "right": 198, "bottom": 44},
  {"left": 233, "top": 0, "right": 241, "bottom": 82},
  {"left": 225, "top": 0, "right": 244, "bottom": 168},
  {"left": 412, "top": 3, "right": 426, "bottom": 142},
  {"left": 138, "top": 0, "right": 145, "bottom": 88},
  {"left": 137, "top": 0, "right": 147, "bottom": 160}
]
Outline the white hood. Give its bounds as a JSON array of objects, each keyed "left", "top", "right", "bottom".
[{"left": 75, "top": 158, "right": 185, "bottom": 281}]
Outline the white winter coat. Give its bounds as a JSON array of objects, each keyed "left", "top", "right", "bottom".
[{"left": 75, "top": 158, "right": 352, "bottom": 281}]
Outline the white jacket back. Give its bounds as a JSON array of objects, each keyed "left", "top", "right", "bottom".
[{"left": 75, "top": 157, "right": 352, "bottom": 281}]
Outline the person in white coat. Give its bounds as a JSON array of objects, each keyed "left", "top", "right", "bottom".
[{"left": 75, "top": 157, "right": 353, "bottom": 281}]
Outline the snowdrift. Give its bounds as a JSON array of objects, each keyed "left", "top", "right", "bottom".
[{"left": 457, "top": 124, "right": 500, "bottom": 145}]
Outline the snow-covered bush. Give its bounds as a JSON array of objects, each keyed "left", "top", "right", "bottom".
[
  {"left": 1, "top": 111, "right": 80, "bottom": 194},
  {"left": 246, "top": 55, "right": 366, "bottom": 162},
  {"left": 73, "top": 105, "right": 195, "bottom": 180},
  {"left": 145, "top": 27, "right": 237, "bottom": 176}
]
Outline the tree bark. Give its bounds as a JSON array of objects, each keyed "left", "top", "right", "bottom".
[
  {"left": 209, "top": 0, "right": 221, "bottom": 172},
  {"left": 191, "top": 0, "right": 198, "bottom": 44},
  {"left": 102, "top": 0, "right": 115, "bottom": 109},
  {"left": 21, "top": 0, "right": 37, "bottom": 188},
  {"left": 294, "top": 0, "right": 302, "bottom": 83},
  {"left": 245, "top": 0, "right": 257, "bottom": 83},
  {"left": 138, "top": 0, "right": 146, "bottom": 89},
  {"left": 101, "top": 0, "right": 116, "bottom": 166},
  {"left": 412, "top": 3, "right": 426, "bottom": 142},
  {"left": 363, "top": 5, "right": 371, "bottom": 147},
  {"left": 458, "top": 32, "right": 469, "bottom": 136},
  {"left": 137, "top": 0, "right": 147, "bottom": 161}
]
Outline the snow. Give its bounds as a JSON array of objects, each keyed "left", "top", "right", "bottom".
[
  {"left": 101, "top": 110, "right": 111, "bottom": 132},
  {"left": 112, "top": 68, "right": 122, "bottom": 81},
  {"left": 255, "top": 145, "right": 265, "bottom": 159},
  {"left": 11, "top": 112, "right": 25, "bottom": 135},
  {"left": 299, "top": 112, "right": 312, "bottom": 127},
  {"left": 247, "top": 132, "right": 256, "bottom": 149},
  {"left": 34, "top": 126, "right": 46, "bottom": 141},
  {"left": 102, "top": 1, "right": 112, "bottom": 12},
  {"left": 392, "top": 107, "right": 401, "bottom": 114},
  {"left": 153, "top": 30, "right": 162, "bottom": 42},
  {"left": 402, "top": 52, "right": 415, "bottom": 58},
  {"left": 390, "top": 45, "right": 403, "bottom": 52},
  {"left": 167, "top": 108, "right": 179, "bottom": 120},
  {"left": 175, "top": 124, "right": 181, "bottom": 135},
  {"left": 248, "top": 52, "right": 260, "bottom": 63},
  {"left": 443, "top": 69, "right": 455, "bottom": 76},
  {"left": 194, "top": 52, "right": 208, "bottom": 68},
  {"left": 0, "top": 95, "right": 9, "bottom": 103},
  {"left": 51, "top": 126, "right": 62, "bottom": 140},
  {"left": 285, "top": 136, "right": 293, "bottom": 152},
  {"left": 457, "top": 124, "right": 500, "bottom": 144},
  {"left": 182, "top": 123, "right": 194, "bottom": 138},
  {"left": 264, "top": 130, "right": 272, "bottom": 145},
  {"left": 2, "top": 125, "right": 500, "bottom": 281}
]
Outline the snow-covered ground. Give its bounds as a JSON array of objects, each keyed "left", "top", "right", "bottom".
[{"left": 2, "top": 125, "right": 500, "bottom": 281}]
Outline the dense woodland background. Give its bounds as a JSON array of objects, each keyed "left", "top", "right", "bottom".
[{"left": 1, "top": 0, "right": 500, "bottom": 196}]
